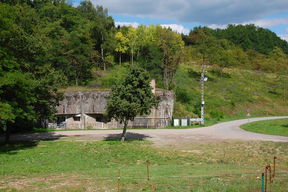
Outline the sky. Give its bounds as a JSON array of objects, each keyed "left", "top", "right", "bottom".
[{"left": 71, "top": 0, "right": 288, "bottom": 41}]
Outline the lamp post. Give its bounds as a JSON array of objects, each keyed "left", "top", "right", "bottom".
[{"left": 200, "top": 63, "right": 207, "bottom": 125}]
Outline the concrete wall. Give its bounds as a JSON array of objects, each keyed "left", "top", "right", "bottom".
[{"left": 55, "top": 89, "right": 174, "bottom": 129}]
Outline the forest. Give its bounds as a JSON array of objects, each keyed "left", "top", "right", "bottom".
[{"left": 1, "top": 0, "right": 288, "bottom": 134}]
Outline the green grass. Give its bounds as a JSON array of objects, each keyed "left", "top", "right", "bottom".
[
  {"left": 1, "top": 138, "right": 287, "bottom": 191},
  {"left": 173, "top": 63, "right": 288, "bottom": 119},
  {"left": 241, "top": 118, "right": 288, "bottom": 137}
]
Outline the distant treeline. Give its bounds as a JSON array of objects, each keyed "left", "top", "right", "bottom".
[{"left": 182, "top": 26, "right": 288, "bottom": 73}]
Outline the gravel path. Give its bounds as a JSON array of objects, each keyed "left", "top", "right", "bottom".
[{"left": 3, "top": 116, "right": 288, "bottom": 144}]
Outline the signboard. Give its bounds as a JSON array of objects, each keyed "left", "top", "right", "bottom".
[
  {"left": 181, "top": 119, "right": 188, "bottom": 126},
  {"left": 190, "top": 118, "right": 203, "bottom": 122},
  {"left": 173, "top": 119, "right": 180, "bottom": 126}
]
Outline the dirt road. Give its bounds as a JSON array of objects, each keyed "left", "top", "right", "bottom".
[{"left": 3, "top": 116, "right": 288, "bottom": 144}]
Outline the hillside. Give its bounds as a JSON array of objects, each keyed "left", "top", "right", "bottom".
[
  {"left": 174, "top": 63, "right": 288, "bottom": 120},
  {"left": 1, "top": 0, "right": 288, "bottom": 135},
  {"left": 60, "top": 63, "right": 288, "bottom": 122}
]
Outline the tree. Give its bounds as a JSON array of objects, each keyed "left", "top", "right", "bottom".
[
  {"left": 0, "top": 3, "right": 63, "bottom": 143},
  {"left": 127, "top": 26, "right": 138, "bottom": 65},
  {"left": 155, "top": 26, "right": 184, "bottom": 89},
  {"left": 106, "top": 67, "right": 158, "bottom": 141},
  {"left": 115, "top": 31, "right": 129, "bottom": 65},
  {"left": 78, "top": 1, "right": 115, "bottom": 70}
]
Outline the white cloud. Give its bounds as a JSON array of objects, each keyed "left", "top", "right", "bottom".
[
  {"left": 243, "top": 18, "right": 288, "bottom": 28},
  {"left": 115, "top": 22, "right": 140, "bottom": 28},
  {"left": 279, "top": 34, "right": 288, "bottom": 41},
  {"left": 161, "top": 24, "right": 189, "bottom": 34},
  {"left": 280, "top": 28, "right": 288, "bottom": 41},
  {"left": 90, "top": 0, "right": 288, "bottom": 24},
  {"left": 208, "top": 24, "right": 227, "bottom": 29},
  {"left": 208, "top": 18, "right": 288, "bottom": 29}
]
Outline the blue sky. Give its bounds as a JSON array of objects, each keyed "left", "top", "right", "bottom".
[{"left": 71, "top": 0, "right": 288, "bottom": 41}]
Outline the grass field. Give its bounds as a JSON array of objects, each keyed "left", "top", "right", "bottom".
[
  {"left": 241, "top": 118, "right": 288, "bottom": 137},
  {"left": 1, "top": 138, "right": 287, "bottom": 191}
]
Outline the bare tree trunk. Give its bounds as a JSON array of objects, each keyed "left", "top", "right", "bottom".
[
  {"left": 101, "top": 34, "right": 106, "bottom": 71},
  {"left": 119, "top": 54, "right": 122, "bottom": 66},
  {"left": 131, "top": 47, "right": 134, "bottom": 66},
  {"left": 5, "top": 126, "right": 10, "bottom": 144},
  {"left": 121, "top": 120, "right": 128, "bottom": 141}
]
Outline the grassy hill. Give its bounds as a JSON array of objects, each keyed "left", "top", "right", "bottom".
[
  {"left": 174, "top": 62, "right": 288, "bottom": 120},
  {"left": 60, "top": 62, "right": 288, "bottom": 123}
]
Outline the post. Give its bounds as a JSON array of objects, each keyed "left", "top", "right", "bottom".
[
  {"left": 146, "top": 160, "right": 150, "bottom": 181},
  {"left": 200, "top": 62, "right": 205, "bottom": 125},
  {"left": 117, "top": 169, "right": 120, "bottom": 192},
  {"left": 268, "top": 165, "right": 272, "bottom": 183},
  {"left": 265, "top": 166, "right": 268, "bottom": 192},
  {"left": 273, "top": 156, "right": 277, "bottom": 178},
  {"left": 261, "top": 173, "right": 265, "bottom": 192},
  {"left": 80, "top": 92, "right": 85, "bottom": 129}
]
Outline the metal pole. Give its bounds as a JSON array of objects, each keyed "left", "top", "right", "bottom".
[
  {"left": 261, "top": 173, "right": 265, "bottom": 192},
  {"left": 200, "top": 60, "right": 205, "bottom": 125}
]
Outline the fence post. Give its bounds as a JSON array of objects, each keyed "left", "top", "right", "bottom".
[
  {"left": 273, "top": 156, "right": 277, "bottom": 179},
  {"left": 261, "top": 173, "right": 265, "bottom": 192},
  {"left": 268, "top": 165, "right": 272, "bottom": 183},
  {"left": 146, "top": 160, "right": 150, "bottom": 181},
  {"left": 117, "top": 169, "right": 121, "bottom": 192},
  {"left": 265, "top": 166, "right": 268, "bottom": 192}
]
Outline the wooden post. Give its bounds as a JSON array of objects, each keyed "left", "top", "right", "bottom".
[
  {"left": 268, "top": 165, "right": 272, "bottom": 183},
  {"left": 273, "top": 156, "right": 277, "bottom": 178},
  {"left": 146, "top": 160, "right": 150, "bottom": 181},
  {"left": 117, "top": 169, "right": 120, "bottom": 192},
  {"left": 265, "top": 166, "right": 268, "bottom": 192}
]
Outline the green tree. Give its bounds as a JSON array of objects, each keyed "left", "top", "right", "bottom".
[
  {"left": 155, "top": 26, "right": 184, "bottom": 89},
  {"left": 127, "top": 26, "right": 138, "bottom": 65},
  {"left": 115, "top": 31, "right": 129, "bottom": 65},
  {"left": 78, "top": 0, "right": 115, "bottom": 70},
  {"left": 106, "top": 68, "right": 158, "bottom": 141}
]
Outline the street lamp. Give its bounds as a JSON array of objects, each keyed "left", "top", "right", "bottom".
[{"left": 200, "top": 64, "right": 208, "bottom": 125}]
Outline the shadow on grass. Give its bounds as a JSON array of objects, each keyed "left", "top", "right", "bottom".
[
  {"left": 104, "top": 132, "right": 151, "bottom": 141},
  {"left": 0, "top": 132, "right": 65, "bottom": 154},
  {"left": 0, "top": 141, "right": 38, "bottom": 155}
]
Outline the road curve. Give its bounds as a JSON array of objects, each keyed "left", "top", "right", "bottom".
[{"left": 3, "top": 116, "right": 288, "bottom": 144}]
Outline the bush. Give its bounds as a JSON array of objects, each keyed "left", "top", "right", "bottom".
[
  {"left": 209, "top": 110, "right": 224, "bottom": 120},
  {"left": 176, "top": 87, "right": 192, "bottom": 103}
]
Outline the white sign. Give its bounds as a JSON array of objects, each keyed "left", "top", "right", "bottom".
[
  {"left": 190, "top": 118, "right": 203, "bottom": 122},
  {"left": 173, "top": 119, "right": 180, "bottom": 126},
  {"left": 181, "top": 119, "right": 188, "bottom": 126}
]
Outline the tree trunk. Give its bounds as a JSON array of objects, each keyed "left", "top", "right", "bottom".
[
  {"left": 75, "top": 76, "right": 78, "bottom": 86},
  {"left": 131, "top": 48, "right": 134, "bottom": 66},
  {"left": 121, "top": 120, "right": 128, "bottom": 141},
  {"left": 119, "top": 54, "right": 122, "bottom": 66},
  {"left": 101, "top": 34, "right": 105, "bottom": 71},
  {"left": 5, "top": 126, "right": 10, "bottom": 144}
]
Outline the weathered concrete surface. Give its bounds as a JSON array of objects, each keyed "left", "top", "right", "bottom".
[
  {"left": 57, "top": 91, "right": 110, "bottom": 115},
  {"left": 55, "top": 89, "right": 174, "bottom": 129},
  {"left": 57, "top": 89, "right": 174, "bottom": 118}
]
